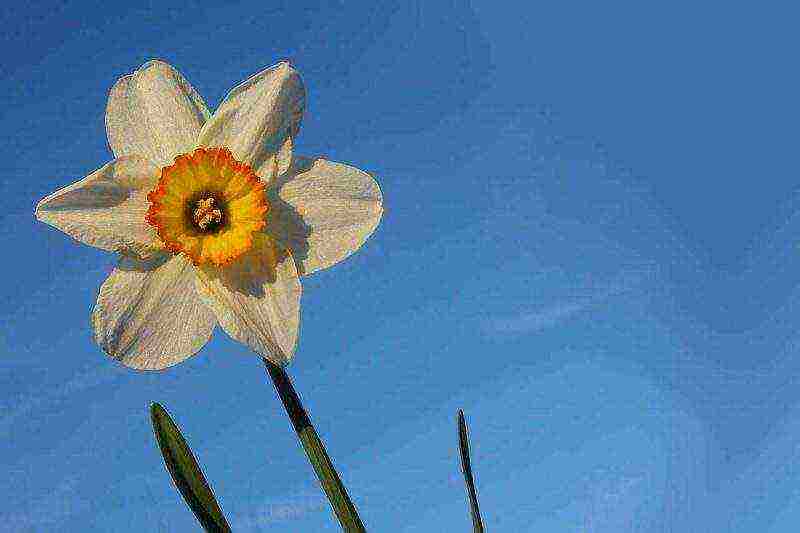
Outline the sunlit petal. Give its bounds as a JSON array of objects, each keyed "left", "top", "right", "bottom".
[
  {"left": 267, "top": 156, "right": 383, "bottom": 275},
  {"left": 195, "top": 233, "right": 300, "bottom": 365},
  {"left": 92, "top": 254, "right": 216, "bottom": 370},
  {"left": 198, "top": 62, "right": 304, "bottom": 173},
  {"left": 35, "top": 156, "right": 162, "bottom": 258},
  {"left": 106, "top": 60, "right": 210, "bottom": 167}
]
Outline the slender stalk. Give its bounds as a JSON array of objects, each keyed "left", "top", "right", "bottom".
[
  {"left": 263, "top": 358, "right": 366, "bottom": 532},
  {"left": 458, "top": 409, "right": 485, "bottom": 533}
]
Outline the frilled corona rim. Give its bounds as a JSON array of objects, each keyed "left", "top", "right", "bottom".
[{"left": 145, "top": 147, "right": 269, "bottom": 266}]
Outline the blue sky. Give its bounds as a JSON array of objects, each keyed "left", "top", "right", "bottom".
[{"left": 3, "top": 0, "right": 800, "bottom": 531}]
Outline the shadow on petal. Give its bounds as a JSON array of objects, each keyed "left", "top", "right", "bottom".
[
  {"left": 250, "top": 125, "right": 292, "bottom": 176},
  {"left": 265, "top": 156, "right": 316, "bottom": 271},
  {"left": 115, "top": 251, "right": 171, "bottom": 273},
  {"left": 201, "top": 234, "right": 292, "bottom": 298},
  {"left": 40, "top": 180, "right": 130, "bottom": 210}
]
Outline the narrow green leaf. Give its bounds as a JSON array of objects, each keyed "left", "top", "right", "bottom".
[
  {"left": 150, "top": 402, "right": 232, "bottom": 533},
  {"left": 458, "top": 409, "right": 485, "bottom": 533},
  {"left": 264, "top": 359, "right": 366, "bottom": 532}
]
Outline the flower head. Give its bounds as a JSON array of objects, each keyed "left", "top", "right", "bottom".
[{"left": 35, "top": 60, "right": 383, "bottom": 370}]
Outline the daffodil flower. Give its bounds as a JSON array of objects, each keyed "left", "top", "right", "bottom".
[{"left": 35, "top": 60, "right": 383, "bottom": 370}]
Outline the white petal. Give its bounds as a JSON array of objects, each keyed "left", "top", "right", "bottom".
[
  {"left": 92, "top": 254, "right": 216, "bottom": 370},
  {"left": 106, "top": 60, "right": 210, "bottom": 167},
  {"left": 35, "top": 156, "right": 162, "bottom": 258},
  {"left": 195, "top": 234, "right": 301, "bottom": 365},
  {"left": 267, "top": 156, "right": 383, "bottom": 275},
  {"left": 273, "top": 135, "right": 294, "bottom": 177},
  {"left": 198, "top": 62, "right": 304, "bottom": 172}
]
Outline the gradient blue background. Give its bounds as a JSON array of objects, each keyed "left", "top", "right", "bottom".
[{"left": 3, "top": 1, "right": 800, "bottom": 531}]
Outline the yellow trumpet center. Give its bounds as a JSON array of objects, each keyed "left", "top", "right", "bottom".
[{"left": 146, "top": 147, "right": 269, "bottom": 266}]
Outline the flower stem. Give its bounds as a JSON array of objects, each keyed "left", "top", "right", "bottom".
[
  {"left": 263, "top": 358, "right": 366, "bottom": 532},
  {"left": 458, "top": 409, "right": 485, "bottom": 533}
]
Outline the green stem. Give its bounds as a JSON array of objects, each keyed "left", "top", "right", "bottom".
[
  {"left": 263, "top": 358, "right": 366, "bottom": 532},
  {"left": 458, "top": 409, "right": 485, "bottom": 533}
]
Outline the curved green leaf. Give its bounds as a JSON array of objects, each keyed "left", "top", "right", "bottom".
[{"left": 150, "top": 402, "right": 231, "bottom": 533}]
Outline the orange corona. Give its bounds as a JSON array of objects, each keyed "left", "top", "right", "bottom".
[{"left": 146, "top": 147, "right": 269, "bottom": 266}]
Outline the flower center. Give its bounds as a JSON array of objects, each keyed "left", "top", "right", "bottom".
[
  {"left": 192, "top": 196, "right": 224, "bottom": 232},
  {"left": 146, "top": 147, "right": 269, "bottom": 266}
]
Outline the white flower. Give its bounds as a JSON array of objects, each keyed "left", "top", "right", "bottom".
[{"left": 35, "top": 60, "right": 383, "bottom": 370}]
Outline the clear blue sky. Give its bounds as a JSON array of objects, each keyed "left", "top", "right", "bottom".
[{"left": 3, "top": 1, "right": 800, "bottom": 531}]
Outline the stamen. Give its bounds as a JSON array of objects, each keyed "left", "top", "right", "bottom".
[{"left": 193, "top": 197, "right": 223, "bottom": 230}]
